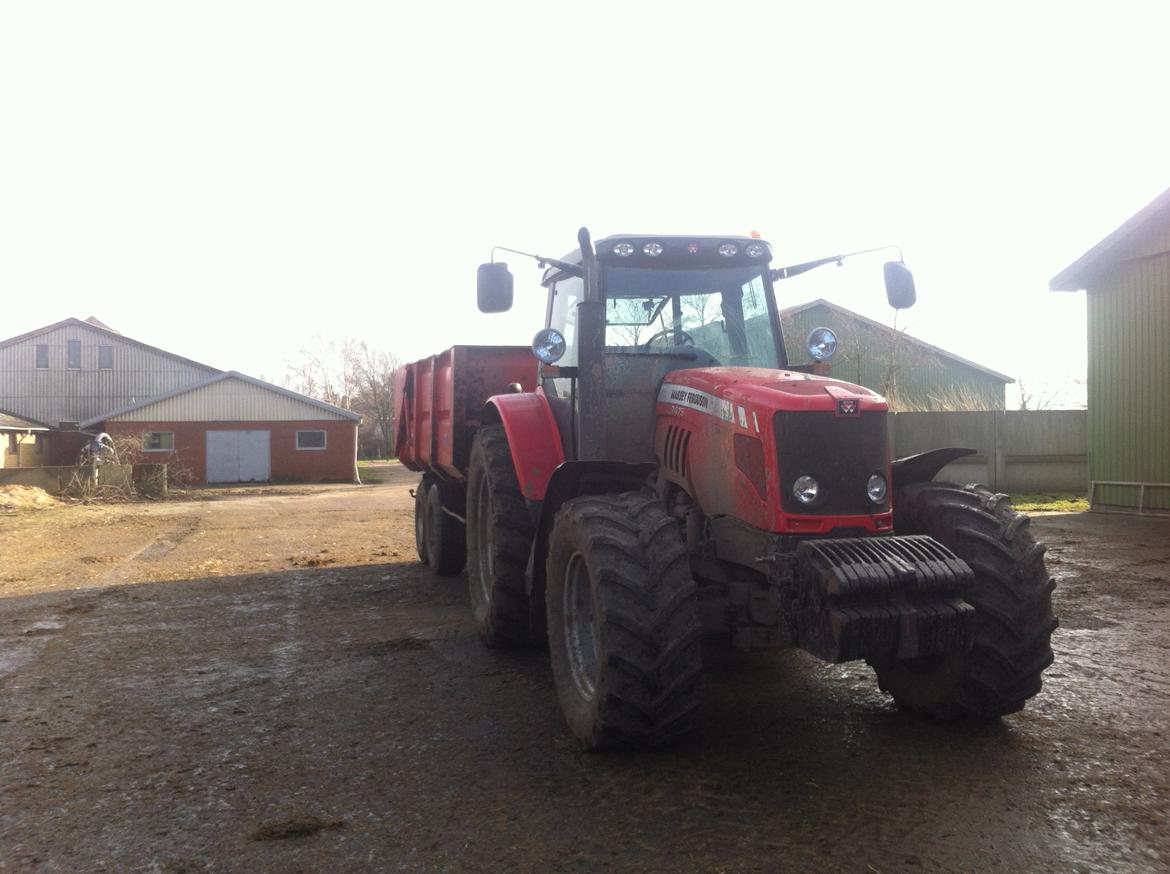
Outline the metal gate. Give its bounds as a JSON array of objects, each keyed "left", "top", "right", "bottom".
[{"left": 206, "top": 430, "right": 271, "bottom": 483}]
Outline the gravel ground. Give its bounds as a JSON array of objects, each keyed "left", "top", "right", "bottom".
[{"left": 1, "top": 465, "right": 1167, "bottom": 873}]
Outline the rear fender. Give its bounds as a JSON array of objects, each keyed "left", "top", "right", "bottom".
[
  {"left": 483, "top": 388, "right": 565, "bottom": 501},
  {"left": 526, "top": 460, "right": 657, "bottom": 639},
  {"left": 891, "top": 448, "right": 976, "bottom": 491}
]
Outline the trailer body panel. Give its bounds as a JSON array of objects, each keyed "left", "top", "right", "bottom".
[{"left": 395, "top": 345, "right": 535, "bottom": 479}]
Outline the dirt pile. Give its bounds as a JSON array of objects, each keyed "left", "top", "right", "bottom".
[{"left": 0, "top": 485, "right": 60, "bottom": 512}]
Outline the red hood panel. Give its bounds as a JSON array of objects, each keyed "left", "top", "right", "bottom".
[{"left": 659, "top": 366, "right": 887, "bottom": 413}]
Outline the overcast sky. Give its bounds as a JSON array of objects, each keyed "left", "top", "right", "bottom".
[{"left": 2, "top": 1, "right": 1167, "bottom": 408}]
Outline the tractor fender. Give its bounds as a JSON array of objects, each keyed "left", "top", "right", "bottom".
[
  {"left": 891, "top": 448, "right": 977, "bottom": 491},
  {"left": 525, "top": 460, "right": 658, "bottom": 640},
  {"left": 483, "top": 388, "right": 565, "bottom": 501}
]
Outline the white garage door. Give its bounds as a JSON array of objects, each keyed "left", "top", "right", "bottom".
[{"left": 206, "top": 430, "right": 271, "bottom": 483}]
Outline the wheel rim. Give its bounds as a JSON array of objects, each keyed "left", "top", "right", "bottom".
[
  {"left": 427, "top": 488, "right": 442, "bottom": 562},
  {"left": 415, "top": 492, "right": 426, "bottom": 554},
  {"left": 474, "top": 479, "right": 493, "bottom": 603},
  {"left": 563, "top": 551, "right": 599, "bottom": 702}
]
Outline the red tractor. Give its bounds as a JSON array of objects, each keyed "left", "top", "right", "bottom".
[{"left": 395, "top": 229, "right": 1056, "bottom": 750}]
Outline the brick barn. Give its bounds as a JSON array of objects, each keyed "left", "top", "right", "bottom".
[
  {"left": 0, "top": 318, "right": 360, "bottom": 484},
  {"left": 83, "top": 372, "right": 361, "bottom": 484}
]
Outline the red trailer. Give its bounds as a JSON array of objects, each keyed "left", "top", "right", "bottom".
[{"left": 395, "top": 345, "right": 537, "bottom": 573}]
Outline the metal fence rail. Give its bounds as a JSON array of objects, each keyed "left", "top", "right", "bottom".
[{"left": 1089, "top": 481, "right": 1170, "bottom": 514}]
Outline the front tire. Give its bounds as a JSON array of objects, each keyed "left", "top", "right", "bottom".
[
  {"left": 466, "top": 425, "right": 534, "bottom": 648},
  {"left": 871, "top": 482, "right": 1058, "bottom": 720},
  {"left": 546, "top": 491, "right": 702, "bottom": 750}
]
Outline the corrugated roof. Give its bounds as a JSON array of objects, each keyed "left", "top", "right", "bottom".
[
  {"left": 0, "top": 408, "right": 50, "bottom": 430},
  {"left": 781, "top": 299, "right": 1015, "bottom": 383},
  {"left": 0, "top": 317, "right": 220, "bottom": 374},
  {"left": 1050, "top": 187, "right": 1170, "bottom": 291},
  {"left": 81, "top": 371, "right": 362, "bottom": 427}
]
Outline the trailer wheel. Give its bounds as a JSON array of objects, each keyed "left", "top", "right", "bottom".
[
  {"left": 870, "top": 482, "right": 1058, "bottom": 720},
  {"left": 466, "top": 424, "right": 534, "bottom": 648},
  {"left": 425, "top": 482, "right": 465, "bottom": 576},
  {"left": 546, "top": 491, "right": 702, "bottom": 750},
  {"left": 413, "top": 477, "right": 431, "bottom": 564}
]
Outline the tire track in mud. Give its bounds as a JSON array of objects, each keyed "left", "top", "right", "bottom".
[{"left": 88, "top": 513, "right": 206, "bottom": 587}]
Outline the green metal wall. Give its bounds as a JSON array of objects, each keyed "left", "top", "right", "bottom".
[
  {"left": 781, "top": 304, "right": 1007, "bottom": 411},
  {"left": 1086, "top": 245, "right": 1170, "bottom": 510}
]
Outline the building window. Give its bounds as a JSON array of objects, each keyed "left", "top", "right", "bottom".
[
  {"left": 35, "top": 345, "right": 48, "bottom": 369},
  {"left": 99, "top": 345, "right": 113, "bottom": 369},
  {"left": 143, "top": 432, "right": 175, "bottom": 452},
  {"left": 296, "top": 430, "right": 327, "bottom": 450},
  {"left": 67, "top": 339, "right": 81, "bottom": 369},
  {"left": 6, "top": 434, "right": 16, "bottom": 454},
  {"left": 34, "top": 434, "right": 44, "bottom": 455}
]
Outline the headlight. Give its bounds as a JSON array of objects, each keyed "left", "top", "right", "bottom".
[
  {"left": 718, "top": 242, "right": 738, "bottom": 257},
  {"left": 867, "top": 474, "right": 887, "bottom": 503},
  {"left": 642, "top": 241, "right": 664, "bottom": 256},
  {"left": 793, "top": 475, "right": 820, "bottom": 504},
  {"left": 806, "top": 327, "right": 838, "bottom": 362},
  {"left": 745, "top": 242, "right": 768, "bottom": 258},
  {"left": 612, "top": 242, "right": 635, "bottom": 256},
  {"left": 531, "top": 328, "right": 566, "bottom": 364}
]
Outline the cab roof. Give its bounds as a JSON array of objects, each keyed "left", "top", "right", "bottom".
[{"left": 542, "top": 234, "right": 773, "bottom": 286}]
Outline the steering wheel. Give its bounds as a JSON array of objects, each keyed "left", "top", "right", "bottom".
[{"left": 642, "top": 328, "right": 695, "bottom": 349}]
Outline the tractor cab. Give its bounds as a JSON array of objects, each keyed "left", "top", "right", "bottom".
[
  {"left": 536, "top": 236, "right": 785, "bottom": 463},
  {"left": 477, "top": 231, "right": 913, "bottom": 465}
]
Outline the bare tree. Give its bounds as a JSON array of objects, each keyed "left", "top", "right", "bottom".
[
  {"left": 284, "top": 337, "right": 400, "bottom": 458},
  {"left": 1016, "top": 378, "right": 1084, "bottom": 411},
  {"left": 606, "top": 297, "right": 656, "bottom": 346},
  {"left": 284, "top": 336, "right": 359, "bottom": 409},
  {"left": 343, "top": 340, "right": 400, "bottom": 458}
]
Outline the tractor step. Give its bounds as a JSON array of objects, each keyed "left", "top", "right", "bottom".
[{"left": 793, "top": 535, "right": 975, "bottom": 663}]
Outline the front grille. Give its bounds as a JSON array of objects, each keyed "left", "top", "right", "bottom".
[
  {"left": 663, "top": 425, "right": 692, "bottom": 477},
  {"left": 774, "top": 410, "right": 889, "bottom": 516}
]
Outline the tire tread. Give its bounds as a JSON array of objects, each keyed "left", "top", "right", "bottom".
[{"left": 872, "top": 482, "right": 1057, "bottom": 720}]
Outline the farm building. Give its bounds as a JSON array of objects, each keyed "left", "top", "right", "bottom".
[
  {"left": 0, "top": 318, "right": 360, "bottom": 484},
  {"left": 1050, "top": 187, "right": 1170, "bottom": 512},
  {"left": 1, "top": 409, "right": 50, "bottom": 469},
  {"left": 780, "top": 299, "right": 1013, "bottom": 410}
]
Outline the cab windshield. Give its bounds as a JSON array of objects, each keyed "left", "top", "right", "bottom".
[{"left": 602, "top": 264, "right": 782, "bottom": 368}]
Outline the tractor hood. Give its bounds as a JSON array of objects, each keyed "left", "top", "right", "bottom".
[{"left": 655, "top": 366, "right": 888, "bottom": 418}]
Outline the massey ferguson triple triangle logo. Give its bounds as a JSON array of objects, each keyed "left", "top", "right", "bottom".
[{"left": 837, "top": 398, "right": 860, "bottom": 417}]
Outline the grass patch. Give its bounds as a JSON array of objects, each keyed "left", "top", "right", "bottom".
[
  {"left": 357, "top": 459, "right": 399, "bottom": 484},
  {"left": 1011, "top": 492, "right": 1089, "bottom": 512}
]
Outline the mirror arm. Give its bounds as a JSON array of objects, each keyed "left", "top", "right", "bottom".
[
  {"left": 491, "top": 246, "right": 583, "bottom": 278},
  {"left": 771, "top": 245, "right": 905, "bottom": 281}
]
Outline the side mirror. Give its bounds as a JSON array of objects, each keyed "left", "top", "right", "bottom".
[
  {"left": 884, "top": 261, "right": 917, "bottom": 309},
  {"left": 477, "top": 262, "right": 514, "bottom": 313}
]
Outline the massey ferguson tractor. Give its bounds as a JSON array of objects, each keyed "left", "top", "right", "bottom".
[{"left": 394, "top": 229, "right": 1057, "bottom": 750}]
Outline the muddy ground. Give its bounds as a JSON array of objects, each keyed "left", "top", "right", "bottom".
[{"left": 1, "top": 464, "right": 1167, "bottom": 873}]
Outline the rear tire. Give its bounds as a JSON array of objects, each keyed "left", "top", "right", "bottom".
[
  {"left": 413, "top": 477, "right": 430, "bottom": 564},
  {"left": 426, "top": 482, "right": 465, "bottom": 576},
  {"left": 466, "top": 425, "right": 534, "bottom": 648},
  {"left": 871, "top": 482, "right": 1058, "bottom": 720},
  {"left": 546, "top": 491, "right": 702, "bottom": 750}
]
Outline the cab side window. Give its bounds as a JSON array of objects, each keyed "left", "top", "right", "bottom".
[{"left": 546, "top": 276, "right": 582, "bottom": 398}]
